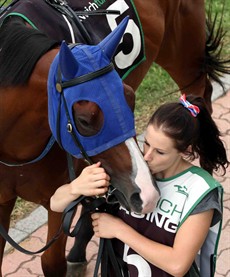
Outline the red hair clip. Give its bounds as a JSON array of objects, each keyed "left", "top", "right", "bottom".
[{"left": 179, "top": 94, "right": 200, "bottom": 117}]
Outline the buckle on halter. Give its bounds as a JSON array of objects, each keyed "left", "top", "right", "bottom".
[
  {"left": 67, "top": 123, "right": 72, "bottom": 133},
  {"left": 106, "top": 186, "right": 119, "bottom": 204},
  {"left": 56, "top": 83, "right": 62, "bottom": 93}
]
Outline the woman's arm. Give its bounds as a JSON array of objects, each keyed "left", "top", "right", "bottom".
[
  {"left": 91, "top": 209, "right": 213, "bottom": 277},
  {"left": 50, "top": 162, "right": 110, "bottom": 212}
]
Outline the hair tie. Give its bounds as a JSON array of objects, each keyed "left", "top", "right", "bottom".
[{"left": 179, "top": 94, "right": 200, "bottom": 117}]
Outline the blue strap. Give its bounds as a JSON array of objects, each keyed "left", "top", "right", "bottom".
[{"left": 0, "top": 135, "right": 56, "bottom": 167}]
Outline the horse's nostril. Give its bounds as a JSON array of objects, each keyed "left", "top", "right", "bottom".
[{"left": 130, "top": 193, "right": 143, "bottom": 213}]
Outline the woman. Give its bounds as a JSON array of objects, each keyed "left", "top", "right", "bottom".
[
  {"left": 91, "top": 94, "right": 229, "bottom": 277},
  {"left": 50, "top": 94, "right": 229, "bottom": 276}
]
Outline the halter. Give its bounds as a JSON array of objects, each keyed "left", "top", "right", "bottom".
[{"left": 0, "top": 136, "right": 55, "bottom": 167}]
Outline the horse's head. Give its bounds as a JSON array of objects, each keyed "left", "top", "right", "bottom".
[{"left": 48, "top": 17, "right": 159, "bottom": 214}]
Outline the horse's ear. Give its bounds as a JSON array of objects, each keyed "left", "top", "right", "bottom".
[
  {"left": 99, "top": 16, "right": 129, "bottom": 60},
  {"left": 59, "top": 41, "right": 78, "bottom": 79}
]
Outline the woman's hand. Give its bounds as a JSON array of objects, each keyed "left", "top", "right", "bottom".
[
  {"left": 70, "top": 162, "right": 110, "bottom": 197},
  {"left": 50, "top": 162, "right": 110, "bottom": 212},
  {"left": 91, "top": 212, "right": 125, "bottom": 239}
]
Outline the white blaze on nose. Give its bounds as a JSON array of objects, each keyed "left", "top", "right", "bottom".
[{"left": 125, "top": 138, "right": 159, "bottom": 214}]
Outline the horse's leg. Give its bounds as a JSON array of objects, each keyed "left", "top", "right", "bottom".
[
  {"left": 66, "top": 207, "right": 94, "bottom": 276},
  {"left": 0, "top": 198, "right": 17, "bottom": 277},
  {"left": 41, "top": 208, "right": 68, "bottom": 277}
]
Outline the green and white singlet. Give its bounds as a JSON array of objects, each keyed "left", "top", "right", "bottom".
[{"left": 113, "top": 166, "right": 223, "bottom": 277}]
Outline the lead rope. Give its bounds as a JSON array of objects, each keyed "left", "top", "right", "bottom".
[
  {"left": 54, "top": 40, "right": 127, "bottom": 275},
  {"left": 65, "top": 154, "right": 128, "bottom": 277},
  {"left": 0, "top": 143, "right": 127, "bottom": 275}
]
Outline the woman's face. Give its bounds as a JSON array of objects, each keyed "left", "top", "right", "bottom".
[{"left": 143, "top": 124, "right": 183, "bottom": 179}]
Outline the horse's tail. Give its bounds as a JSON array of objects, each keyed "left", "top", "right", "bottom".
[{"left": 203, "top": 1, "right": 230, "bottom": 91}]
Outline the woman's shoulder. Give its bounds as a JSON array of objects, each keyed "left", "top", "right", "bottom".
[
  {"left": 186, "top": 166, "right": 221, "bottom": 189},
  {"left": 158, "top": 166, "right": 221, "bottom": 189},
  {"left": 191, "top": 188, "right": 222, "bottom": 226}
]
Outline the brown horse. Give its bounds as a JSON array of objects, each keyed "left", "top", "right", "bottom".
[
  {"left": 0, "top": 0, "right": 229, "bottom": 276},
  {"left": 0, "top": 16, "right": 161, "bottom": 276}
]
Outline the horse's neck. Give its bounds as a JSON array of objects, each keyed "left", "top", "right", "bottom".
[
  {"left": 0, "top": 48, "right": 59, "bottom": 162},
  {"left": 34, "top": 48, "right": 59, "bottom": 80}
]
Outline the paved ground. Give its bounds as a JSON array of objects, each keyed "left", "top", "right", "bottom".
[{"left": 2, "top": 87, "right": 230, "bottom": 276}]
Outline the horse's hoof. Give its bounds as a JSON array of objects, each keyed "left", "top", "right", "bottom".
[{"left": 66, "top": 261, "right": 87, "bottom": 277}]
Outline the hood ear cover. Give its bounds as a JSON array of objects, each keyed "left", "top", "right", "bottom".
[{"left": 59, "top": 16, "right": 129, "bottom": 79}]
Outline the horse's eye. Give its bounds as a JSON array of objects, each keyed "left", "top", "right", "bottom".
[{"left": 78, "top": 118, "right": 90, "bottom": 127}]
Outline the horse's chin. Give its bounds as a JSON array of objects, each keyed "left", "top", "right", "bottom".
[{"left": 106, "top": 188, "right": 142, "bottom": 214}]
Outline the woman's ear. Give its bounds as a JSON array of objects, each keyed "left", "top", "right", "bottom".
[{"left": 181, "top": 145, "right": 192, "bottom": 159}]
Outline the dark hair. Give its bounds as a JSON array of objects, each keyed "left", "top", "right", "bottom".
[{"left": 148, "top": 95, "right": 229, "bottom": 175}]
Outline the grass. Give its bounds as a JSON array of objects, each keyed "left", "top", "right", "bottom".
[
  {"left": 10, "top": 199, "right": 39, "bottom": 227},
  {"left": 2, "top": 0, "right": 229, "bottom": 223},
  {"left": 134, "top": 65, "right": 180, "bottom": 134}
]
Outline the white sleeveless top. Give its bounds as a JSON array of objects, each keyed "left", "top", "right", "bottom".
[{"left": 115, "top": 166, "right": 223, "bottom": 277}]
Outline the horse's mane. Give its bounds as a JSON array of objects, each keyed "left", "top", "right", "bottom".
[{"left": 0, "top": 17, "right": 59, "bottom": 87}]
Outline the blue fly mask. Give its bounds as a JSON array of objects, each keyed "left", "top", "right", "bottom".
[{"left": 48, "top": 17, "right": 135, "bottom": 158}]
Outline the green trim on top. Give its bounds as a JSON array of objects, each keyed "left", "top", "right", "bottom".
[
  {"left": 122, "top": 0, "right": 146, "bottom": 80},
  {"left": 156, "top": 166, "right": 221, "bottom": 187},
  {"left": 188, "top": 166, "right": 220, "bottom": 187},
  {"left": 158, "top": 164, "right": 223, "bottom": 277},
  {"left": 211, "top": 189, "right": 223, "bottom": 276},
  {"left": 156, "top": 166, "right": 197, "bottom": 182},
  {"left": 156, "top": 165, "right": 223, "bottom": 228},
  {"left": 4, "top": 12, "right": 37, "bottom": 29},
  {"left": 178, "top": 185, "right": 223, "bottom": 229},
  {"left": 177, "top": 165, "right": 223, "bottom": 228}
]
